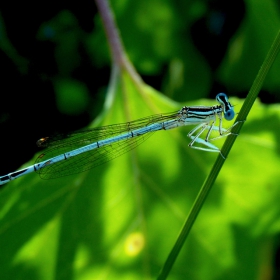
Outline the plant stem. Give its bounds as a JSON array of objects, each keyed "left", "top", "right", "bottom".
[
  {"left": 95, "top": 0, "right": 124, "bottom": 66},
  {"left": 157, "top": 28, "right": 280, "bottom": 280},
  {"left": 95, "top": 0, "right": 141, "bottom": 83}
]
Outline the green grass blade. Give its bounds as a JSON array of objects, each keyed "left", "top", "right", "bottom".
[{"left": 157, "top": 29, "right": 280, "bottom": 280}]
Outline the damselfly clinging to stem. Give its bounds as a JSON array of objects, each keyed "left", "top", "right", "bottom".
[{"left": 0, "top": 93, "right": 236, "bottom": 186}]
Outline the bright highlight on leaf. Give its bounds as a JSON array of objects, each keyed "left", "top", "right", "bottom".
[{"left": 124, "top": 232, "right": 145, "bottom": 257}]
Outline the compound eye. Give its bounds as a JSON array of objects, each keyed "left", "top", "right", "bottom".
[{"left": 224, "top": 109, "right": 235, "bottom": 121}]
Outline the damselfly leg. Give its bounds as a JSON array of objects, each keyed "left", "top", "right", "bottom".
[{"left": 187, "top": 120, "right": 240, "bottom": 155}]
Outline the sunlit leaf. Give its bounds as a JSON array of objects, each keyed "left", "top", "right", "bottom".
[{"left": 1, "top": 64, "right": 280, "bottom": 279}]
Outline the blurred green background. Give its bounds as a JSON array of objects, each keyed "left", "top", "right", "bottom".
[{"left": 1, "top": 0, "right": 280, "bottom": 279}]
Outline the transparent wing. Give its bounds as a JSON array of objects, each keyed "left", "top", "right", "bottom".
[
  {"left": 35, "top": 111, "right": 179, "bottom": 179},
  {"left": 37, "top": 132, "right": 154, "bottom": 179},
  {"left": 37, "top": 112, "right": 179, "bottom": 149}
]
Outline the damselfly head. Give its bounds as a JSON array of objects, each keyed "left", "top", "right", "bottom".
[{"left": 216, "top": 93, "right": 235, "bottom": 121}]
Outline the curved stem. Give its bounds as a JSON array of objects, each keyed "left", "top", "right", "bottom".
[
  {"left": 95, "top": 0, "right": 124, "bottom": 66},
  {"left": 95, "top": 0, "right": 142, "bottom": 83}
]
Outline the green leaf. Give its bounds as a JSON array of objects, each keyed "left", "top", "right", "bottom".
[
  {"left": 1, "top": 64, "right": 280, "bottom": 279},
  {"left": 0, "top": 70, "right": 205, "bottom": 279}
]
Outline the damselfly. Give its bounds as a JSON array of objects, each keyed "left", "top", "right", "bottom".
[{"left": 0, "top": 93, "right": 235, "bottom": 185}]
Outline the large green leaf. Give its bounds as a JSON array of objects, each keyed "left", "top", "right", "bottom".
[{"left": 1, "top": 65, "right": 280, "bottom": 279}]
